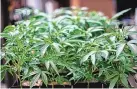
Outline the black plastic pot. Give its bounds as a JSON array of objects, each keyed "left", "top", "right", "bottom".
[
  {"left": 10, "top": 78, "right": 124, "bottom": 88},
  {"left": 73, "top": 82, "right": 124, "bottom": 88},
  {"left": 11, "top": 83, "right": 124, "bottom": 88},
  {"left": 89, "top": 82, "right": 104, "bottom": 88},
  {"left": 11, "top": 82, "right": 71, "bottom": 88},
  {"left": 73, "top": 82, "right": 88, "bottom": 88},
  {"left": 11, "top": 85, "right": 71, "bottom": 88},
  {"left": 51, "top": 85, "right": 71, "bottom": 88},
  {"left": 73, "top": 82, "right": 104, "bottom": 88}
]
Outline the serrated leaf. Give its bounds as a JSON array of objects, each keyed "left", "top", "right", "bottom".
[
  {"left": 63, "top": 42, "right": 73, "bottom": 47},
  {"left": 111, "top": 8, "right": 131, "bottom": 19},
  {"left": 81, "top": 51, "right": 95, "bottom": 64},
  {"left": 121, "top": 74, "right": 129, "bottom": 87},
  {"left": 41, "top": 72, "right": 48, "bottom": 86},
  {"left": 91, "top": 28, "right": 104, "bottom": 33},
  {"left": 0, "top": 33, "right": 9, "bottom": 38},
  {"left": 126, "top": 67, "right": 136, "bottom": 73},
  {"left": 87, "top": 27, "right": 103, "bottom": 32},
  {"left": 127, "top": 43, "right": 137, "bottom": 55},
  {"left": 116, "top": 43, "right": 125, "bottom": 58},
  {"left": 30, "top": 74, "right": 40, "bottom": 88},
  {"left": 91, "top": 53, "right": 96, "bottom": 65},
  {"left": 100, "top": 50, "right": 109, "bottom": 59},
  {"left": 31, "top": 42, "right": 44, "bottom": 48},
  {"left": 87, "top": 20, "right": 102, "bottom": 25},
  {"left": 110, "top": 36, "right": 116, "bottom": 43},
  {"left": 70, "top": 34, "right": 85, "bottom": 39},
  {"left": 0, "top": 71, "right": 6, "bottom": 81},
  {"left": 22, "top": 71, "right": 37, "bottom": 79},
  {"left": 9, "top": 30, "right": 19, "bottom": 36},
  {"left": 106, "top": 73, "right": 118, "bottom": 81},
  {"left": 52, "top": 43, "right": 61, "bottom": 53},
  {"left": 3, "top": 25, "right": 15, "bottom": 33},
  {"left": 109, "top": 76, "right": 119, "bottom": 88},
  {"left": 81, "top": 53, "right": 90, "bottom": 63},
  {"left": 42, "top": 71, "right": 51, "bottom": 75},
  {"left": 50, "top": 61, "right": 59, "bottom": 75},
  {"left": 45, "top": 61, "right": 50, "bottom": 70},
  {"left": 23, "top": 68, "right": 29, "bottom": 76},
  {"left": 0, "top": 51, "right": 5, "bottom": 60},
  {"left": 40, "top": 44, "right": 49, "bottom": 57},
  {"left": 67, "top": 39, "right": 84, "bottom": 43},
  {"left": 97, "top": 33, "right": 112, "bottom": 38},
  {"left": 98, "top": 69, "right": 103, "bottom": 77}
]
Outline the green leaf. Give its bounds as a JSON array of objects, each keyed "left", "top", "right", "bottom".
[
  {"left": 3, "top": 25, "right": 15, "bottom": 33},
  {"left": 42, "top": 71, "right": 51, "bottom": 75},
  {"left": 116, "top": 43, "right": 125, "bottom": 58},
  {"left": 0, "top": 71, "right": 6, "bottom": 81},
  {"left": 81, "top": 53, "right": 91, "bottom": 63},
  {"left": 109, "top": 76, "right": 119, "bottom": 88},
  {"left": 0, "top": 51, "right": 5, "bottom": 60},
  {"left": 9, "top": 30, "right": 19, "bottom": 36},
  {"left": 97, "top": 33, "right": 112, "bottom": 38},
  {"left": 55, "top": 76, "right": 67, "bottom": 84},
  {"left": 120, "top": 74, "right": 129, "bottom": 87},
  {"left": 40, "top": 44, "right": 49, "bottom": 57},
  {"left": 67, "top": 39, "right": 84, "bottom": 43},
  {"left": 70, "top": 34, "right": 85, "bottom": 39},
  {"left": 127, "top": 43, "right": 137, "bottom": 55},
  {"left": 98, "top": 69, "right": 103, "bottom": 77},
  {"left": 91, "top": 28, "right": 104, "bottom": 33},
  {"left": 111, "top": 8, "right": 131, "bottom": 19},
  {"left": 87, "top": 27, "right": 104, "bottom": 33},
  {"left": 45, "top": 61, "right": 50, "bottom": 70},
  {"left": 52, "top": 43, "right": 61, "bottom": 53},
  {"left": 30, "top": 74, "right": 40, "bottom": 88},
  {"left": 63, "top": 42, "right": 73, "bottom": 47},
  {"left": 31, "top": 42, "right": 44, "bottom": 48},
  {"left": 87, "top": 20, "right": 102, "bottom": 25},
  {"left": 100, "top": 50, "right": 109, "bottom": 59},
  {"left": 81, "top": 51, "right": 95, "bottom": 64},
  {"left": 23, "top": 68, "right": 29, "bottom": 76},
  {"left": 0, "top": 33, "right": 10, "bottom": 38},
  {"left": 50, "top": 61, "right": 59, "bottom": 75},
  {"left": 91, "top": 53, "right": 96, "bottom": 65},
  {"left": 110, "top": 36, "right": 116, "bottom": 43},
  {"left": 126, "top": 67, "right": 136, "bottom": 73},
  {"left": 41, "top": 72, "right": 48, "bottom": 86},
  {"left": 106, "top": 73, "right": 118, "bottom": 81},
  {"left": 22, "top": 71, "right": 37, "bottom": 79}
]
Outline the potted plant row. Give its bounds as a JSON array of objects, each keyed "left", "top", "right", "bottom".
[{"left": 0, "top": 7, "right": 137, "bottom": 88}]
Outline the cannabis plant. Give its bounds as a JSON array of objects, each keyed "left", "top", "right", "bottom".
[{"left": 1, "top": 7, "right": 137, "bottom": 88}]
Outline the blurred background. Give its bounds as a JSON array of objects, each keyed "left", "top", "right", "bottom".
[
  {"left": 1, "top": 0, "right": 137, "bottom": 30},
  {"left": 1, "top": 0, "right": 137, "bottom": 88}
]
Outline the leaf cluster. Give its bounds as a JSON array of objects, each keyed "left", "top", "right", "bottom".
[{"left": 0, "top": 8, "right": 137, "bottom": 88}]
